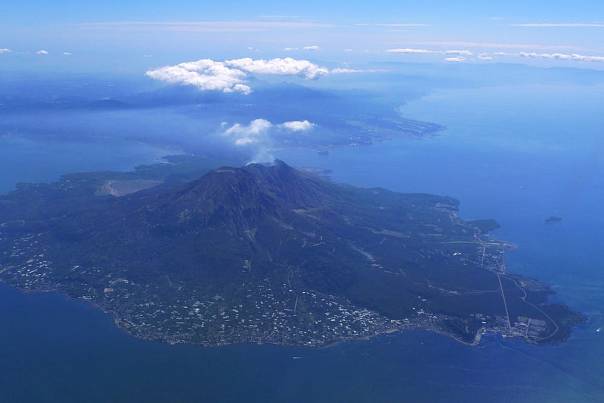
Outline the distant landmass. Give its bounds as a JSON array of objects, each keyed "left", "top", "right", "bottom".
[
  {"left": 0, "top": 83, "right": 443, "bottom": 149},
  {"left": 0, "top": 157, "right": 583, "bottom": 346}
]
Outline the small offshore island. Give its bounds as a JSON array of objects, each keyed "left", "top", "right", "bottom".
[{"left": 0, "top": 156, "right": 583, "bottom": 347}]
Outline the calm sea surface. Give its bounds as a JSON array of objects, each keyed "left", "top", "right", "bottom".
[{"left": 1, "top": 83, "right": 603, "bottom": 402}]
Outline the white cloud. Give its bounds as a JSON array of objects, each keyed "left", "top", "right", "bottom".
[
  {"left": 302, "top": 45, "right": 320, "bottom": 51},
  {"left": 444, "top": 57, "right": 466, "bottom": 63},
  {"left": 410, "top": 41, "right": 576, "bottom": 51},
  {"left": 520, "top": 52, "right": 557, "bottom": 59},
  {"left": 512, "top": 23, "right": 604, "bottom": 28},
  {"left": 386, "top": 46, "right": 604, "bottom": 65},
  {"left": 223, "top": 118, "right": 315, "bottom": 146},
  {"left": 146, "top": 57, "right": 352, "bottom": 94},
  {"left": 388, "top": 48, "right": 474, "bottom": 57},
  {"left": 387, "top": 48, "right": 437, "bottom": 54},
  {"left": 224, "top": 119, "right": 273, "bottom": 145},
  {"left": 280, "top": 120, "right": 315, "bottom": 132},
  {"left": 36, "top": 50, "right": 49, "bottom": 55},
  {"left": 0, "top": 48, "right": 11, "bottom": 54},
  {"left": 445, "top": 50, "right": 473, "bottom": 56},
  {"left": 331, "top": 67, "right": 362, "bottom": 73},
  {"left": 575, "top": 55, "right": 604, "bottom": 62},
  {"left": 63, "top": 52, "right": 72, "bottom": 56},
  {"left": 519, "top": 52, "right": 604, "bottom": 62},
  {"left": 331, "top": 67, "right": 386, "bottom": 74},
  {"left": 225, "top": 57, "right": 328, "bottom": 79},
  {"left": 146, "top": 59, "right": 251, "bottom": 94}
]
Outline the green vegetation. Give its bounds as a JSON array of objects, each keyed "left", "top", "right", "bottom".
[{"left": 0, "top": 157, "right": 584, "bottom": 346}]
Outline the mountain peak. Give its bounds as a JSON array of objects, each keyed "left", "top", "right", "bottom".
[{"left": 159, "top": 161, "right": 333, "bottom": 228}]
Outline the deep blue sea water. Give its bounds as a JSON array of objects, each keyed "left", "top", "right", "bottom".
[{"left": 1, "top": 83, "right": 603, "bottom": 402}]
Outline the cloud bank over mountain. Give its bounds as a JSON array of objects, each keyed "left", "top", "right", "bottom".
[{"left": 146, "top": 57, "right": 332, "bottom": 94}]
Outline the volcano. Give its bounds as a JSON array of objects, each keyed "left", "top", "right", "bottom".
[{"left": 0, "top": 159, "right": 584, "bottom": 346}]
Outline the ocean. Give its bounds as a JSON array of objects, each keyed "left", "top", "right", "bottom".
[{"left": 1, "top": 82, "right": 603, "bottom": 402}]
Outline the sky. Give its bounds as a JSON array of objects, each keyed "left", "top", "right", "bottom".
[{"left": 1, "top": 1, "right": 603, "bottom": 73}]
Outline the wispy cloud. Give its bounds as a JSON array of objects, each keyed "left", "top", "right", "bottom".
[
  {"left": 410, "top": 41, "right": 580, "bottom": 51},
  {"left": 355, "top": 23, "right": 430, "bottom": 27},
  {"left": 387, "top": 46, "right": 604, "bottom": 64},
  {"left": 331, "top": 67, "right": 386, "bottom": 74},
  {"left": 387, "top": 48, "right": 438, "bottom": 54},
  {"left": 445, "top": 50, "right": 473, "bottom": 56},
  {"left": 0, "top": 48, "right": 11, "bottom": 54},
  {"left": 387, "top": 48, "right": 472, "bottom": 61},
  {"left": 511, "top": 23, "right": 604, "bottom": 28},
  {"left": 284, "top": 45, "right": 321, "bottom": 51},
  {"left": 519, "top": 52, "right": 604, "bottom": 62},
  {"left": 257, "top": 15, "right": 303, "bottom": 20},
  {"left": 36, "top": 50, "right": 49, "bottom": 55},
  {"left": 78, "top": 20, "right": 334, "bottom": 32},
  {"left": 330, "top": 67, "right": 362, "bottom": 73},
  {"left": 444, "top": 57, "right": 466, "bottom": 63}
]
